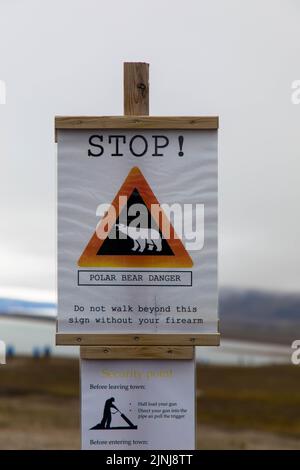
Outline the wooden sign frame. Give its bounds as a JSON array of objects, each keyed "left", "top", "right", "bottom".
[
  {"left": 55, "top": 63, "right": 219, "bottom": 350},
  {"left": 55, "top": 115, "right": 218, "bottom": 138},
  {"left": 57, "top": 333, "right": 219, "bottom": 347},
  {"left": 80, "top": 345, "right": 195, "bottom": 360}
]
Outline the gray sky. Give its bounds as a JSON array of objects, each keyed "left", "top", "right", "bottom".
[{"left": 0, "top": 0, "right": 299, "bottom": 300}]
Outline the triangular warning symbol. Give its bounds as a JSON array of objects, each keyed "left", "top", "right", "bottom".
[{"left": 78, "top": 167, "right": 193, "bottom": 268}]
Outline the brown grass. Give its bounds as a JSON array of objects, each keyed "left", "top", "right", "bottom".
[
  {"left": 0, "top": 357, "right": 299, "bottom": 449},
  {"left": 197, "top": 364, "right": 300, "bottom": 437}
]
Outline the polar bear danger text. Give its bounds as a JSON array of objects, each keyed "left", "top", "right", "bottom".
[{"left": 78, "top": 270, "right": 192, "bottom": 286}]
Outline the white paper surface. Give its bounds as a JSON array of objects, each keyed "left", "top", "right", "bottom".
[
  {"left": 81, "top": 359, "right": 195, "bottom": 450},
  {"left": 57, "top": 129, "right": 218, "bottom": 334}
]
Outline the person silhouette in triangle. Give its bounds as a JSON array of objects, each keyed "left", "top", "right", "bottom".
[{"left": 99, "top": 397, "right": 118, "bottom": 429}]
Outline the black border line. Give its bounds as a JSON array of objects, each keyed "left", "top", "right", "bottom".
[{"left": 77, "top": 270, "right": 192, "bottom": 287}]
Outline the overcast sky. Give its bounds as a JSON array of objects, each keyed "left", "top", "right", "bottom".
[{"left": 0, "top": 0, "right": 299, "bottom": 301}]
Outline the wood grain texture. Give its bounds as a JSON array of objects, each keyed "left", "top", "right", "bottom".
[
  {"left": 56, "top": 333, "right": 220, "bottom": 347},
  {"left": 124, "top": 62, "right": 149, "bottom": 115},
  {"left": 55, "top": 115, "right": 218, "bottom": 132},
  {"left": 56, "top": 62, "right": 219, "bottom": 355},
  {"left": 80, "top": 345, "right": 194, "bottom": 360}
]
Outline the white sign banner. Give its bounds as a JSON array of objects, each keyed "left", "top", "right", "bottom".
[
  {"left": 81, "top": 359, "right": 195, "bottom": 450},
  {"left": 57, "top": 129, "right": 218, "bottom": 334}
]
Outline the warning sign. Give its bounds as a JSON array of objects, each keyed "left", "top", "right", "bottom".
[
  {"left": 81, "top": 358, "right": 195, "bottom": 450},
  {"left": 78, "top": 167, "right": 193, "bottom": 268},
  {"left": 57, "top": 129, "right": 218, "bottom": 335}
]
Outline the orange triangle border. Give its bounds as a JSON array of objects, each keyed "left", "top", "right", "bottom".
[{"left": 78, "top": 167, "right": 193, "bottom": 268}]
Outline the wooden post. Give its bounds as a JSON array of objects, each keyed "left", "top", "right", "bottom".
[
  {"left": 78, "top": 63, "right": 194, "bottom": 360},
  {"left": 124, "top": 62, "right": 149, "bottom": 115},
  {"left": 56, "top": 61, "right": 219, "bottom": 349},
  {"left": 56, "top": 62, "right": 219, "bottom": 449}
]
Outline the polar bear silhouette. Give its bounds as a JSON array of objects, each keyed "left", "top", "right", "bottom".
[{"left": 116, "top": 223, "right": 162, "bottom": 253}]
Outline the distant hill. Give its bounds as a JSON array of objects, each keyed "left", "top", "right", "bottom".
[
  {"left": 0, "top": 298, "right": 55, "bottom": 313},
  {"left": 220, "top": 288, "right": 300, "bottom": 345},
  {"left": 0, "top": 298, "right": 56, "bottom": 320}
]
